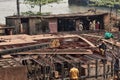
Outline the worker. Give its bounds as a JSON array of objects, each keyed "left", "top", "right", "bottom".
[
  {"left": 114, "top": 58, "right": 119, "bottom": 80},
  {"left": 69, "top": 65, "right": 79, "bottom": 80},
  {"left": 98, "top": 41, "right": 107, "bottom": 56},
  {"left": 104, "top": 31, "right": 114, "bottom": 39},
  {"left": 104, "top": 30, "right": 116, "bottom": 46},
  {"left": 95, "top": 21, "right": 100, "bottom": 30},
  {"left": 50, "top": 39, "right": 60, "bottom": 48},
  {"left": 98, "top": 40, "right": 107, "bottom": 64},
  {"left": 53, "top": 71, "right": 59, "bottom": 79},
  {"left": 78, "top": 22, "right": 83, "bottom": 31}
]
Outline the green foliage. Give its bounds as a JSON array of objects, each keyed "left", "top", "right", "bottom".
[
  {"left": 21, "top": 11, "right": 35, "bottom": 16},
  {"left": 89, "top": 0, "right": 120, "bottom": 13},
  {"left": 118, "top": 9, "right": 120, "bottom": 12},
  {"left": 23, "top": 0, "right": 62, "bottom": 13},
  {"left": 89, "top": 0, "right": 120, "bottom": 8},
  {"left": 24, "top": 0, "right": 61, "bottom": 5},
  {"left": 21, "top": 11, "right": 51, "bottom": 16},
  {"left": 37, "top": 12, "right": 51, "bottom": 15}
]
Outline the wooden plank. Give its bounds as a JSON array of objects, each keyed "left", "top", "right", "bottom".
[
  {"left": 81, "top": 34, "right": 102, "bottom": 38},
  {"left": 76, "top": 35, "right": 96, "bottom": 47},
  {"left": 30, "top": 49, "right": 93, "bottom": 54},
  {"left": 102, "top": 39, "right": 120, "bottom": 47}
]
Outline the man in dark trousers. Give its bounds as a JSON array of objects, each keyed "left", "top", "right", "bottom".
[
  {"left": 98, "top": 41, "right": 107, "bottom": 56},
  {"left": 114, "top": 58, "right": 120, "bottom": 80},
  {"left": 98, "top": 40, "right": 107, "bottom": 63}
]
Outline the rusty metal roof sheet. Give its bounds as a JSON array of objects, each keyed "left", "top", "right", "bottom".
[{"left": 6, "top": 12, "right": 108, "bottom": 19}]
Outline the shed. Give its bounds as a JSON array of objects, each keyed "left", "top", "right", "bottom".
[{"left": 6, "top": 12, "right": 110, "bottom": 35}]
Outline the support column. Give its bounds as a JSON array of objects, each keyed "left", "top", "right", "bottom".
[
  {"left": 87, "top": 63, "right": 90, "bottom": 77},
  {"left": 95, "top": 60, "right": 98, "bottom": 79},
  {"left": 61, "top": 63, "right": 64, "bottom": 80},
  {"left": 78, "top": 62, "right": 81, "bottom": 80},
  {"left": 103, "top": 62, "right": 106, "bottom": 80}
]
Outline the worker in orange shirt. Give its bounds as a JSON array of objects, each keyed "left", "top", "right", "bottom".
[{"left": 69, "top": 65, "right": 79, "bottom": 80}]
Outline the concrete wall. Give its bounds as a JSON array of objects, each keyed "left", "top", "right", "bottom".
[{"left": 0, "top": 66, "right": 27, "bottom": 80}]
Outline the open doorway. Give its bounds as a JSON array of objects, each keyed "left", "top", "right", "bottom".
[
  {"left": 57, "top": 18, "right": 76, "bottom": 32},
  {"left": 35, "top": 20, "right": 49, "bottom": 34},
  {"left": 20, "top": 18, "right": 29, "bottom": 34},
  {"left": 87, "top": 15, "right": 104, "bottom": 30},
  {"left": 77, "top": 15, "right": 104, "bottom": 31}
]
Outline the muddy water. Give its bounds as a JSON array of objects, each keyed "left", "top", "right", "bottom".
[{"left": 0, "top": 0, "right": 113, "bottom": 24}]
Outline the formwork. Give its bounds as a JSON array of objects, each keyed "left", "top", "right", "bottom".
[{"left": 0, "top": 34, "right": 116, "bottom": 80}]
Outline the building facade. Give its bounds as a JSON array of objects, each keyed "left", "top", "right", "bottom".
[{"left": 6, "top": 12, "right": 110, "bottom": 35}]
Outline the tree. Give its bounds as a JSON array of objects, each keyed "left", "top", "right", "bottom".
[
  {"left": 24, "top": 0, "right": 61, "bottom": 13},
  {"left": 89, "top": 0, "right": 120, "bottom": 20}
]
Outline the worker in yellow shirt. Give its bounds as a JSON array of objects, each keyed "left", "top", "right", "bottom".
[
  {"left": 69, "top": 66, "right": 79, "bottom": 80},
  {"left": 50, "top": 39, "right": 60, "bottom": 48}
]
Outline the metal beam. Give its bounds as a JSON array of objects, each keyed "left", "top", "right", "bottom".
[
  {"left": 65, "top": 55, "right": 79, "bottom": 62},
  {"left": 37, "top": 55, "right": 54, "bottom": 67},
  {"left": 56, "top": 55, "right": 72, "bottom": 64},
  {"left": 0, "top": 43, "right": 49, "bottom": 55},
  {"left": 32, "top": 49, "right": 93, "bottom": 54}
]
